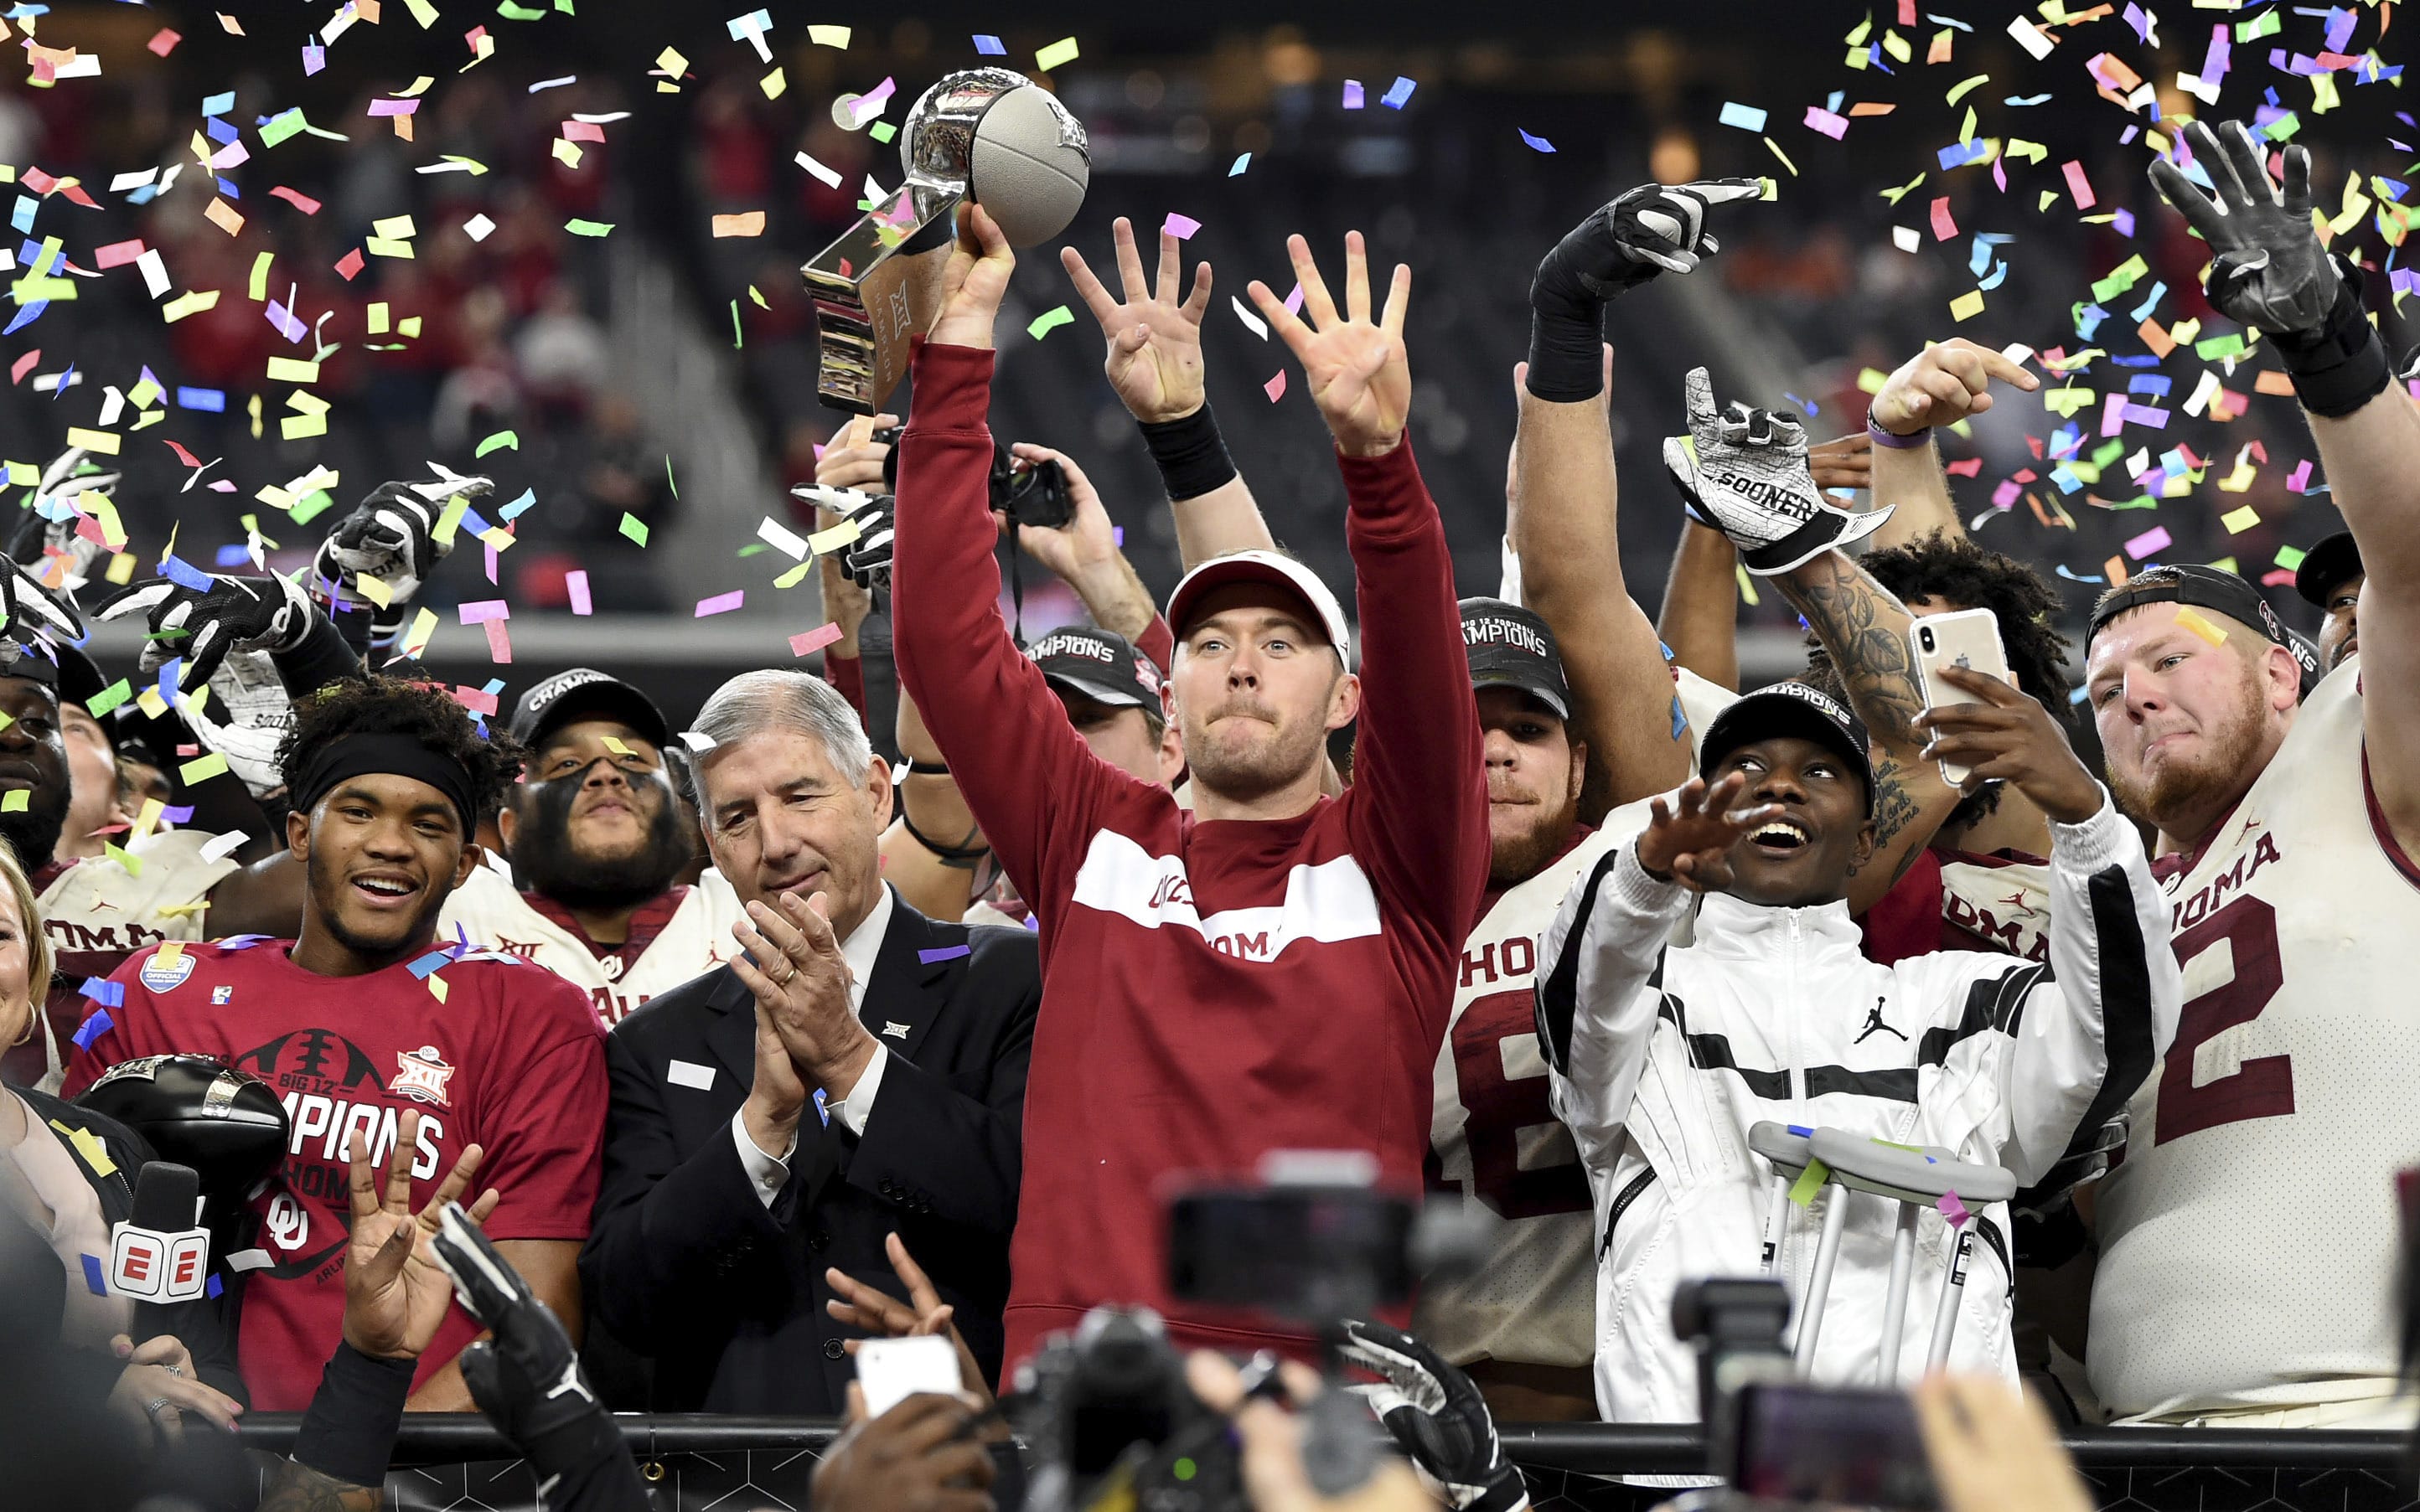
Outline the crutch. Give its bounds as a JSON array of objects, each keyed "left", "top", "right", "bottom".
[
  {"left": 1807, "top": 1128, "right": 2017, "bottom": 1383},
  {"left": 1745, "top": 1122, "right": 1813, "bottom": 1277}
]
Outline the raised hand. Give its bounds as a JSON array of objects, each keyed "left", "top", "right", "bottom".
[
  {"left": 94, "top": 570, "right": 314, "bottom": 689},
  {"left": 2147, "top": 120, "right": 2336, "bottom": 335},
  {"left": 1635, "top": 771, "right": 1785, "bottom": 891},
  {"left": 926, "top": 204, "right": 1016, "bottom": 352},
  {"left": 1337, "top": 1318, "right": 1529, "bottom": 1512},
  {"left": 1061, "top": 215, "right": 1215, "bottom": 423},
  {"left": 313, "top": 472, "right": 490, "bottom": 627},
  {"left": 178, "top": 649, "right": 294, "bottom": 799},
  {"left": 1808, "top": 431, "right": 1874, "bottom": 493},
  {"left": 342, "top": 1110, "right": 499, "bottom": 1361},
  {"left": 1662, "top": 367, "right": 1891, "bottom": 575},
  {"left": 1913, "top": 663, "right": 2104, "bottom": 823},
  {"left": 9, "top": 446, "right": 120, "bottom": 596},
  {"left": 1249, "top": 231, "right": 1411, "bottom": 458},
  {"left": 1869, "top": 339, "right": 2040, "bottom": 437}
]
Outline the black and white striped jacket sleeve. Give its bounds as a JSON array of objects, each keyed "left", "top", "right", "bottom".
[
  {"left": 1535, "top": 841, "right": 1693, "bottom": 1152},
  {"left": 1942, "top": 789, "right": 2181, "bottom": 1187}
]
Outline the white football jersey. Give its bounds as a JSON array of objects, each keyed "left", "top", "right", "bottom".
[
  {"left": 1416, "top": 826, "right": 1619, "bottom": 1369},
  {"left": 2090, "top": 656, "right": 2420, "bottom": 1420},
  {"left": 39, "top": 829, "right": 240, "bottom": 958},
  {"left": 437, "top": 864, "right": 743, "bottom": 1027}
]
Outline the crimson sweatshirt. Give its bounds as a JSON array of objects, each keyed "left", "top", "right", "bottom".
[{"left": 892, "top": 340, "right": 1488, "bottom": 1366}]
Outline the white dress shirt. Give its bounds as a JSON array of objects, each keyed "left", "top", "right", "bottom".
[{"left": 732, "top": 885, "right": 897, "bottom": 1205}]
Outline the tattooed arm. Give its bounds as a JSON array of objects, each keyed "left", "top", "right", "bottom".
[
  {"left": 1772, "top": 548, "right": 1964, "bottom": 916},
  {"left": 256, "top": 1458, "right": 384, "bottom": 1512}
]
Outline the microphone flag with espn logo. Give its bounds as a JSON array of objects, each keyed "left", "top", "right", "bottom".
[{"left": 108, "top": 1161, "right": 209, "bottom": 1302}]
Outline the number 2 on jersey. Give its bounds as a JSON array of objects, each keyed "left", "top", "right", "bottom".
[
  {"left": 2154, "top": 895, "right": 2293, "bottom": 1145},
  {"left": 1450, "top": 991, "right": 1593, "bottom": 1219}
]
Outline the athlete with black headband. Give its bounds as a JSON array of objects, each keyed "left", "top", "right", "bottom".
[
  {"left": 2078, "top": 117, "right": 2420, "bottom": 1427},
  {"left": 65, "top": 676, "right": 607, "bottom": 1413}
]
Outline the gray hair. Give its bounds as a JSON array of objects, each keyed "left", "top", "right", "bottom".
[{"left": 690, "top": 669, "right": 875, "bottom": 817}]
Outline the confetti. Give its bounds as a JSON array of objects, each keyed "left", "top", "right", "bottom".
[
  {"left": 1264, "top": 369, "right": 1287, "bottom": 402},
  {"left": 2174, "top": 606, "right": 2230, "bottom": 646},
  {"left": 918, "top": 945, "right": 973, "bottom": 964},
  {"left": 1162, "top": 213, "right": 1202, "bottom": 240},
  {"left": 1381, "top": 77, "right": 1416, "bottom": 109},
  {"left": 1949, "top": 290, "right": 1986, "bottom": 322},
  {"left": 147, "top": 28, "right": 180, "bottom": 56},
  {"left": 809, "top": 24, "right": 851, "bottom": 47},
  {"left": 564, "top": 219, "right": 614, "bottom": 237},
  {"left": 790, "top": 622, "right": 845, "bottom": 657},
  {"left": 179, "top": 751, "right": 230, "bottom": 784},
  {"left": 566, "top": 570, "right": 592, "bottom": 615},
  {"left": 1229, "top": 153, "right": 1251, "bottom": 177},
  {"left": 1719, "top": 102, "right": 1769, "bottom": 132},
  {"left": 973, "top": 34, "right": 1006, "bottom": 55},
  {"left": 712, "top": 210, "right": 766, "bottom": 237},
  {"left": 695, "top": 591, "right": 745, "bottom": 617},
  {"left": 1342, "top": 80, "right": 1365, "bottom": 110},
  {"left": 1937, "top": 1189, "right": 1971, "bottom": 1226},
  {"left": 1027, "top": 305, "right": 1074, "bottom": 340},
  {"left": 1789, "top": 1158, "right": 1831, "bottom": 1207},
  {"left": 2123, "top": 525, "right": 2173, "bottom": 560},
  {"left": 1518, "top": 129, "right": 1556, "bottom": 153},
  {"left": 2062, "top": 160, "right": 2096, "bottom": 209},
  {"left": 619, "top": 513, "right": 649, "bottom": 546},
  {"left": 1035, "top": 36, "right": 1080, "bottom": 72}
]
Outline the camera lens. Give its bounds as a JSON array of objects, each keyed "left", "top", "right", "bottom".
[{"left": 1919, "top": 627, "right": 1936, "bottom": 653}]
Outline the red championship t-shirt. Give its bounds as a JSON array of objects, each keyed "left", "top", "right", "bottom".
[{"left": 61, "top": 939, "right": 608, "bottom": 1409}]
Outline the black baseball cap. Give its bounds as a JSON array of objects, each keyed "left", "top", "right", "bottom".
[
  {"left": 2088, "top": 563, "right": 2320, "bottom": 689},
  {"left": 1028, "top": 626, "right": 1161, "bottom": 710},
  {"left": 1461, "top": 597, "right": 1570, "bottom": 720},
  {"left": 51, "top": 642, "right": 106, "bottom": 712},
  {"left": 1698, "top": 682, "right": 1875, "bottom": 815},
  {"left": 2293, "top": 530, "right": 2362, "bottom": 607},
  {"left": 509, "top": 668, "right": 671, "bottom": 751}
]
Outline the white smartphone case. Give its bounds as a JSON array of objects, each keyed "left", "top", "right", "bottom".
[
  {"left": 854, "top": 1334, "right": 965, "bottom": 1420},
  {"left": 1909, "top": 608, "right": 2014, "bottom": 788}
]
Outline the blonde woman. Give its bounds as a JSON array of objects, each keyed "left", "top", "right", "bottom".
[{"left": 0, "top": 839, "right": 246, "bottom": 1442}]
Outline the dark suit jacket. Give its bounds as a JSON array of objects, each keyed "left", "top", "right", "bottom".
[{"left": 580, "top": 890, "right": 1038, "bottom": 1413}]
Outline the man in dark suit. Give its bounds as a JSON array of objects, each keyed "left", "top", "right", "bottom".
[{"left": 582, "top": 669, "right": 1038, "bottom": 1412}]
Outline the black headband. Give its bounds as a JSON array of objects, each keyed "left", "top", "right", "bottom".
[
  {"left": 292, "top": 733, "right": 479, "bottom": 839},
  {"left": 0, "top": 637, "right": 62, "bottom": 689},
  {"left": 2088, "top": 565, "right": 2319, "bottom": 686}
]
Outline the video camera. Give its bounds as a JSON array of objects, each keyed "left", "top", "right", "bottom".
[
  {"left": 874, "top": 424, "right": 1075, "bottom": 529},
  {"left": 1012, "top": 1152, "right": 1491, "bottom": 1512},
  {"left": 1669, "top": 1278, "right": 1937, "bottom": 1512}
]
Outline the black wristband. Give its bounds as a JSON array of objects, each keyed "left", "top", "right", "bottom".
[
  {"left": 271, "top": 606, "right": 366, "bottom": 698},
  {"left": 2273, "top": 269, "right": 2392, "bottom": 418},
  {"left": 1524, "top": 301, "right": 1606, "bottom": 404},
  {"left": 292, "top": 1341, "right": 414, "bottom": 1489},
  {"left": 1139, "top": 405, "right": 1238, "bottom": 501}
]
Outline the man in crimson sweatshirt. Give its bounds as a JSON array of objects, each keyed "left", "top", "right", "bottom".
[{"left": 890, "top": 207, "right": 1488, "bottom": 1367}]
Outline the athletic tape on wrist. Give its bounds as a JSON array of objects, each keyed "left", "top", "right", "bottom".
[{"left": 2273, "top": 274, "right": 2391, "bottom": 418}]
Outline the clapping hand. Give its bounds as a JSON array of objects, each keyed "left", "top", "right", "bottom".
[
  {"left": 1249, "top": 232, "right": 1411, "bottom": 458},
  {"left": 1635, "top": 771, "right": 1787, "bottom": 892},
  {"left": 2147, "top": 120, "right": 2338, "bottom": 336},
  {"left": 1061, "top": 215, "right": 1215, "bottom": 424},
  {"left": 341, "top": 1110, "right": 499, "bottom": 1362}
]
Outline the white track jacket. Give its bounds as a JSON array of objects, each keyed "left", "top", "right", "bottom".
[{"left": 1536, "top": 792, "right": 2179, "bottom": 1422}]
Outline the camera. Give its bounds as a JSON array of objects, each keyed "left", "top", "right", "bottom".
[
  {"left": 1917, "top": 625, "right": 1937, "bottom": 653},
  {"left": 875, "top": 426, "right": 1076, "bottom": 529},
  {"left": 1669, "top": 1278, "right": 1937, "bottom": 1511},
  {"left": 1013, "top": 1155, "right": 1483, "bottom": 1512}
]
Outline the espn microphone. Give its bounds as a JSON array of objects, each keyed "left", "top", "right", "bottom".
[{"left": 108, "top": 1161, "right": 209, "bottom": 1302}]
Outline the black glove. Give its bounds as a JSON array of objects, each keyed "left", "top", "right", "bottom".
[
  {"left": 1527, "top": 178, "right": 1761, "bottom": 402},
  {"left": 2148, "top": 120, "right": 2335, "bottom": 336},
  {"left": 0, "top": 555, "right": 85, "bottom": 650},
  {"left": 311, "top": 473, "right": 490, "bottom": 644},
  {"left": 1337, "top": 1319, "right": 1529, "bottom": 1512},
  {"left": 432, "top": 1204, "right": 648, "bottom": 1512},
  {"left": 95, "top": 570, "right": 352, "bottom": 694},
  {"left": 789, "top": 483, "right": 896, "bottom": 591}
]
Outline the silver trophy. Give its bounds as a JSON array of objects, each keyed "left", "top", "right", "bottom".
[{"left": 804, "top": 68, "right": 1091, "bottom": 415}]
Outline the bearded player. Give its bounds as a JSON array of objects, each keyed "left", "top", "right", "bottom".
[
  {"left": 438, "top": 668, "right": 745, "bottom": 1024},
  {"left": 2075, "top": 119, "right": 2420, "bottom": 1427},
  {"left": 65, "top": 676, "right": 606, "bottom": 1412}
]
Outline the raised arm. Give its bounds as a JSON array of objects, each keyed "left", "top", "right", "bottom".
[
  {"left": 1657, "top": 520, "right": 1742, "bottom": 692},
  {"left": 1246, "top": 230, "right": 1487, "bottom": 950},
  {"left": 1001, "top": 442, "right": 1175, "bottom": 668},
  {"left": 892, "top": 206, "right": 1116, "bottom": 900},
  {"left": 1864, "top": 338, "right": 2039, "bottom": 550},
  {"left": 1515, "top": 183, "right": 1757, "bottom": 811},
  {"left": 2147, "top": 120, "right": 2420, "bottom": 843},
  {"left": 1063, "top": 216, "right": 1275, "bottom": 568}
]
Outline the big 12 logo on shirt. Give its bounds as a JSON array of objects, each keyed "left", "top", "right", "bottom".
[{"left": 234, "top": 1028, "right": 447, "bottom": 1277}]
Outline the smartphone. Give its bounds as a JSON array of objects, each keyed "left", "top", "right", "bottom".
[
  {"left": 1909, "top": 609, "right": 2015, "bottom": 788},
  {"left": 1729, "top": 1382, "right": 1937, "bottom": 1511},
  {"left": 855, "top": 1334, "right": 966, "bottom": 1420}
]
